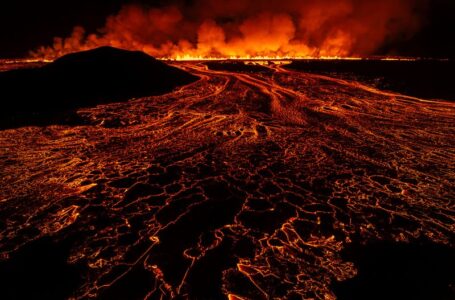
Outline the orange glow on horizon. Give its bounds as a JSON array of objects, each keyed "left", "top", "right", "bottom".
[
  {"left": 30, "top": 1, "right": 428, "bottom": 61},
  {"left": 23, "top": 50, "right": 424, "bottom": 63}
]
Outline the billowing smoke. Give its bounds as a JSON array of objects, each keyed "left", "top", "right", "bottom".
[{"left": 32, "top": 0, "right": 427, "bottom": 59}]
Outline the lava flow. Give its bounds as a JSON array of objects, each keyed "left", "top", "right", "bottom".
[{"left": 0, "top": 58, "right": 454, "bottom": 299}]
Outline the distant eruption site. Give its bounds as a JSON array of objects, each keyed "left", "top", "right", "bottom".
[{"left": 32, "top": 0, "right": 426, "bottom": 60}]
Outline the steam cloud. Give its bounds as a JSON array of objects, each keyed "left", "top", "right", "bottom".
[{"left": 32, "top": 0, "right": 427, "bottom": 59}]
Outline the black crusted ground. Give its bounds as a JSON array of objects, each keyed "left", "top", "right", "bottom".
[
  {"left": 332, "top": 239, "right": 455, "bottom": 300},
  {"left": 0, "top": 47, "right": 199, "bottom": 129},
  {"left": 286, "top": 59, "right": 455, "bottom": 101},
  {"left": 0, "top": 59, "right": 453, "bottom": 300}
]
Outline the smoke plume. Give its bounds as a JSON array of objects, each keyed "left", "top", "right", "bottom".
[{"left": 32, "top": 0, "right": 427, "bottom": 59}]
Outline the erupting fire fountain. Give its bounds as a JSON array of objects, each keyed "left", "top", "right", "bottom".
[{"left": 0, "top": 1, "right": 454, "bottom": 300}]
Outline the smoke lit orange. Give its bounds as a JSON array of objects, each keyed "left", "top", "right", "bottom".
[{"left": 31, "top": 0, "right": 426, "bottom": 60}]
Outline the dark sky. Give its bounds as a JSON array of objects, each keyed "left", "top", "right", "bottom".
[
  {"left": 0, "top": 0, "right": 454, "bottom": 58},
  {"left": 0, "top": 0, "right": 159, "bottom": 58}
]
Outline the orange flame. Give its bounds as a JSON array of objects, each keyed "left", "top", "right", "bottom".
[{"left": 31, "top": 0, "right": 425, "bottom": 60}]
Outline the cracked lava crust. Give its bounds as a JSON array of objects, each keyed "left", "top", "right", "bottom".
[{"left": 0, "top": 59, "right": 454, "bottom": 300}]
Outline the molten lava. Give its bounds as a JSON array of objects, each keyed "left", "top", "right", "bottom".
[
  {"left": 0, "top": 57, "right": 454, "bottom": 299},
  {"left": 31, "top": 0, "right": 426, "bottom": 60},
  {"left": 1, "top": 0, "right": 453, "bottom": 298}
]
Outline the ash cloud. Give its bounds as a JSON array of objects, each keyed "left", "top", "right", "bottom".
[{"left": 32, "top": 0, "right": 428, "bottom": 59}]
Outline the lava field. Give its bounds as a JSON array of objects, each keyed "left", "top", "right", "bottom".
[{"left": 0, "top": 58, "right": 454, "bottom": 300}]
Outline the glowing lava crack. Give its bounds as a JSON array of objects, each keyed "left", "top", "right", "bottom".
[{"left": 0, "top": 59, "right": 454, "bottom": 300}]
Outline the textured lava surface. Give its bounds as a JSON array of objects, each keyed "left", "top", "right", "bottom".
[{"left": 0, "top": 61, "right": 454, "bottom": 299}]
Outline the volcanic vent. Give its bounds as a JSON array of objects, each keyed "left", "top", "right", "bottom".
[{"left": 32, "top": 0, "right": 427, "bottom": 60}]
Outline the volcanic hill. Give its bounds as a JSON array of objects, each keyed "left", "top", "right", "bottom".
[{"left": 0, "top": 47, "right": 199, "bottom": 129}]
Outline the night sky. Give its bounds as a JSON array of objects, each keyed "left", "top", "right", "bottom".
[{"left": 0, "top": 0, "right": 454, "bottom": 58}]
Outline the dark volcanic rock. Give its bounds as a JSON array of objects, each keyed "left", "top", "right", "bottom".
[
  {"left": 0, "top": 237, "right": 82, "bottom": 300},
  {"left": 0, "top": 47, "right": 199, "bottom": 129},
  {"left": 286, "top": 59, "right": 455, "bottom": 101},
  {"left": 333, "top": 239, "right": 455, "bottom": 300}
]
